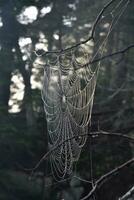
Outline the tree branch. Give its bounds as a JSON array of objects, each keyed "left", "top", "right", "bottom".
[
  {"left": 28, "top": 131, "right": 134, "bottom": 175},
  {"left": 81, "top": 158, "right": 134, "bottom": 200},
  {"left": 34, "top": 43, "right": 134, "bottom": 69},
  {"left": 89, "top": 44, "right": 134, "bottom": 65},
  {"left": 34, "top": 0, "right": 118, "bottom": 56},
  {"left": 119, "top": 186, "right": 134, "bottom": 200}
]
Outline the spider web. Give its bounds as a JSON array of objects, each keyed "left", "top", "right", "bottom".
[
  {"left": 41, "top": 47, "right": 97, "bottom": 180},
  {"left": 38, "top": 0, "right": 130, "bottom": 182}
]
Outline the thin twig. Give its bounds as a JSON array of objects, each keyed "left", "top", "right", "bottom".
[
  {"left": 119, "top": 186, "right": 134, "bottom": 200},
  {"left": 89, "top": 44, "right": 134, "bottom": 65},
  {"left": 81, "top": 158, "right": 134, "bottom": 200},
  {"left": 27, "top": 131, "right": 134, "bottom": 174},
  {"left": 34, "top": 44, "right": 134, "bottom": 69},
  {"left": 34, "top": 0, "right": 117, "bottom": 56}
]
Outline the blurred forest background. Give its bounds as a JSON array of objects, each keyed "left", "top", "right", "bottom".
[{"left": 0, "top": 0, "right": 134, "bottom": 199}]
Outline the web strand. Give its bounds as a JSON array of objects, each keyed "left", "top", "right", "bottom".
[{"left": 38, "top": 0, "right": 130, "bottom": 181}]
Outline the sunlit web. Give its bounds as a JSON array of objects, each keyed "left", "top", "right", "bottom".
[{"left": 39, "top": 0, "right": 130, "bottom": 181}]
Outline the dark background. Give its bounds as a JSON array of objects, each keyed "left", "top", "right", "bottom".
[{"left": 0, "top": 0, "right": 134, "bottom": 199}]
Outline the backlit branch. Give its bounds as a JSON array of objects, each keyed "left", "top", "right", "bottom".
[
  {"left": 81, "top": 158, "right": 134, "bottom": 200},
  {"left": 34, "top": 0, "right": 119, "bottom": 56},
  {"left": 119, "top": 186, "right": 134, "bottom": 200},
  {"left": 89, "top": 44, "right": 134, "bottom": 64},
  {"left": 28, "top": 131, "right": 134, "bottom": 175}
]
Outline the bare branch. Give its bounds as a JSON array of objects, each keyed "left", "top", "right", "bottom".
[
  {"left": 81, "top": 158, "right": 134, "bottom": 200},
  {"left": 34, "top": 0, "right": 118, "bottom": 56},
  {"left": 119, "top": 186, "right": 134, "bottom": 200},
  {"left": 89, "top": 44, "right": 134, "bottom": 64},
  {"left": 34, "top": 43, "right": 134, "bottom": 69},
  {"left": 28, "top": 131, "right": 134, "bottom": 175}
]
